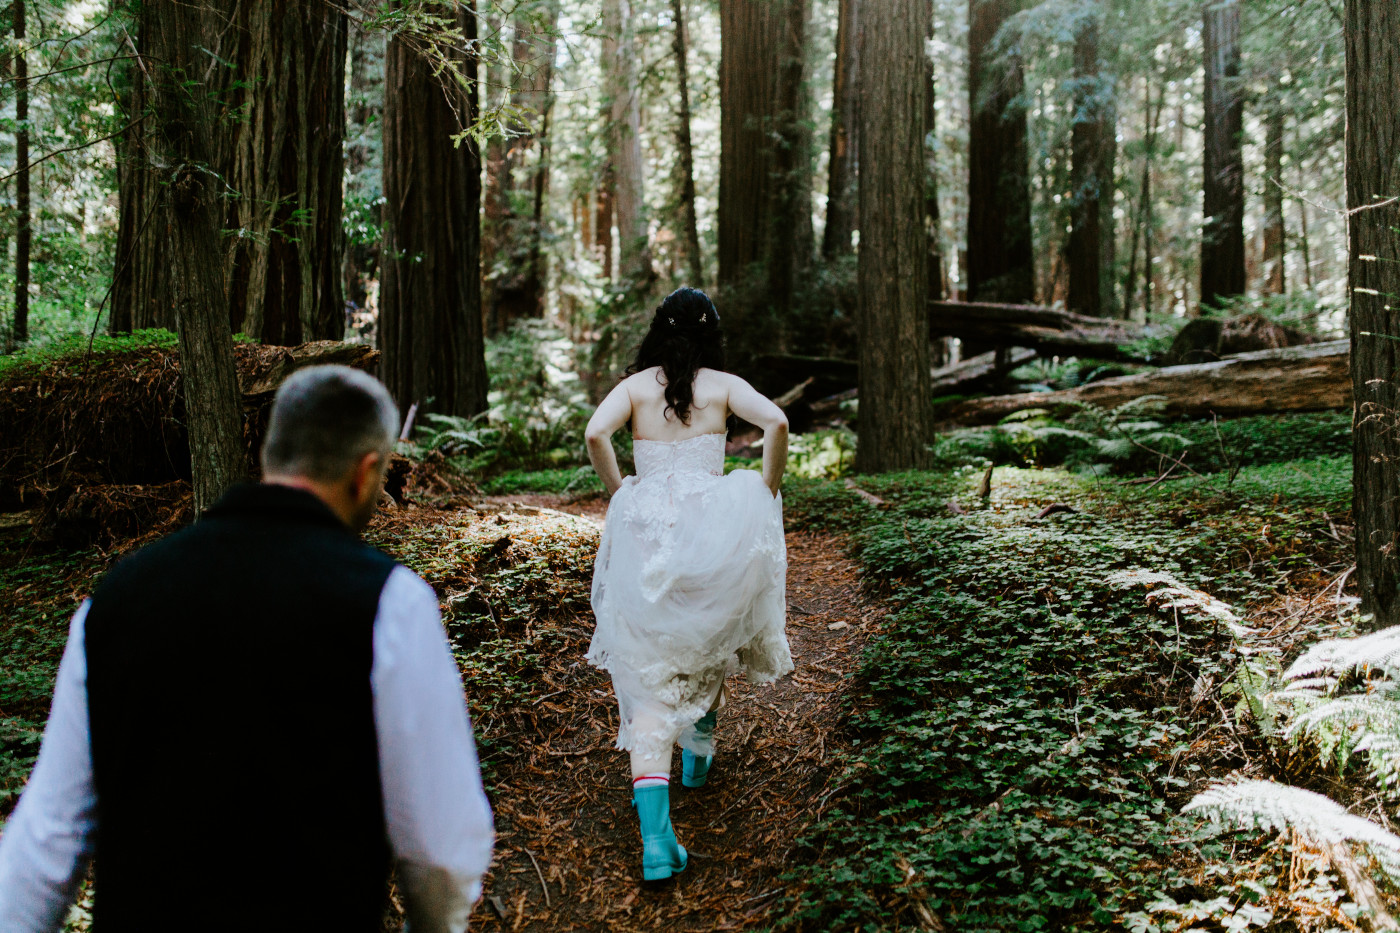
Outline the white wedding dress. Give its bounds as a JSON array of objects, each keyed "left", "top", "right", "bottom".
[{"left": 587, "top": 432, "right": 793, "bottom": 760}]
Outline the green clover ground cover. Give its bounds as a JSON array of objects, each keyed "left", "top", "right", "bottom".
[
  {"left": 0, "top": 545, "right": 104, "bottom": 814},
  {"left": 775, "top": 460, "right": 1352, "bottom": 932}
]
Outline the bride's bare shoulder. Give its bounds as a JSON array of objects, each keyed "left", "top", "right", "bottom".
[
  {"left": 621, "top": 366, "right": 664, "bottom": 390},
  {"left": 698, "top": 368, "right": 750, "bottom": 393},
  {"left": 695, "top": 367, "right": 737, "bottom": 384}
]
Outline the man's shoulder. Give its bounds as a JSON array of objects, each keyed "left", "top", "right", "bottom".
[{"left": 378, "top": 564, "right": 437, "bottom": 611}]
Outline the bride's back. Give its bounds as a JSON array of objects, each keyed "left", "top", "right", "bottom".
[{"left": 627, "top": 366, "right": 730, "bottom": 440}]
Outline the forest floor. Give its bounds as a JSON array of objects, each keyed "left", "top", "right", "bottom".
[
  {"left": 371, "top": 493, "right": 885, "bottom": 932},
  {"left": 0, "top": 448, "right": 1388, "bottom": 932}
]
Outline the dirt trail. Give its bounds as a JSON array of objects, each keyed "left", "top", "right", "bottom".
[{"left": 466, "top": 498, "right": 881, "bottom": 932}]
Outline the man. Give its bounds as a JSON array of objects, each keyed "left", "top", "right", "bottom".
[{"left": 0, "top": 366, "right": 494, "bottom": 932}]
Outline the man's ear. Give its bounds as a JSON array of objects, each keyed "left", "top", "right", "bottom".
[{"left": 351, "top": 450, "right": 383, "bottom": 500}]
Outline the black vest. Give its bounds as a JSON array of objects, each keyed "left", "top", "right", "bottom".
[{"left": 84, "top": 484, "right": 398, "bottom": 933}]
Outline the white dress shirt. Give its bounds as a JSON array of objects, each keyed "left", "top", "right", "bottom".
[{"left": 0, "top": 565, "right": 494, "bottom": 933}]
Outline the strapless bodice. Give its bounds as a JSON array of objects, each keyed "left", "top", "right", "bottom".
[{"left": 632, "top": 433, "right": 726, "bottom": 480}]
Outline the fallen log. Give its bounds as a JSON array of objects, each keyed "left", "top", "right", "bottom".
[
  {"left": 238, "top": 340, "right": 379, "bottom": 396},
  {"left": 778, "top": 348, "right": 1039, "bottom": 420},
  {"left": 935, "top": 340, "right": 1350, "bottom": 428},
  {"left": 929, "top": 300, "right": 1158, "bottom": 361},
  {"left": 930, "top": 347, "right": 1037, "bottom": 393},
  {"left": 0, "top": 339, "right": 380, "bottom": 510}
]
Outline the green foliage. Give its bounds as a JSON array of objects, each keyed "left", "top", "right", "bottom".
[
  {"left": 1257, "top": 622, "right": 1400, "bottom": 796},
  {"left": 1204, "top": 292, "right": 1347, "bottom": 340},
  {"left": 1006, "top": 356, "right": 1145, "bottom": 393},
  {"left": 933, "top": 397, "right": 1191, "bottom": 476},
  {"left": 777, "top": 457, "right": 1353, "bottom": 931},
  {"left": 787, "top": 428, "right": 857, "bottom": 480},
  {"left": 0, "top": 328, "right": 178, "bottom": 379},
  {"left": 480, "top": 466, "right": 603, "bottom": 496},
  {"left": 0, "top": 540, "right": 107, "bottom": 815},
  {"left": 935, "top": 411, "right": 1352, "bottom": 483},
  {"left": 366, "top": 507, "right": 600, "bottom": 769},
  {"left": 418, "top": 321, "right": 608, "bottom": 477},
  {"left": 0, "top": 1, "right": 126, "bottom": 349},
  {"left": 1169, "top": 456, "right": 1352, "bottom": 511}
]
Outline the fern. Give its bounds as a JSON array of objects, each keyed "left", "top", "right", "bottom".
[
  {"left": 416, "top": 412, "right": 498, "bottom": 455},
  {"left": 1185, "top": 779, "right": 1400, "bottom": 885},
  {"left": 993, "top": 395, "right": 1194, "bottom": 474},
  {"left": 1286, "top": 691, "right": 1400, "bottom": 785},
  {"left": 1284, "top": 625, "right": 1400, "bottom": 683}
]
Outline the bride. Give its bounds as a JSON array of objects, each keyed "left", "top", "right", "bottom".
[{"left": 584, "top": 286, "right": 793, "bottom": 881}]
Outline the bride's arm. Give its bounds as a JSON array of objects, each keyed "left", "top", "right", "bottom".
[
  {"left": 726, "top": 376, "right": 789, "bottom": 497},
  {"left": 584, "top": 381, "right": 633, "bottom": 496}
]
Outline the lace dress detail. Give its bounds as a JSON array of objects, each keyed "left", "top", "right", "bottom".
[{"left": 587, "top": 433, "right": 793, "bottom": 758}]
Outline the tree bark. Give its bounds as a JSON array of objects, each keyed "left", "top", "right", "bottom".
[
  {"left": 764, "top": 0, "right": 813, "bottom": 321},
  {"left": 12, "top": 0, "right": 28, "bottom": 345},
  {"left": 224, "top": 1, "right": 348, "bottom": 345},
  {"left": 671, "top": 0, "right": 705, "bottom": 286},
  {"left": 1346, "top": 0, "right": 1400, "bottom": 629},
  {"left": 1201, "top": 0, "right": 1245, "bottom": 311},
  {"left": 380, "top": 2, "right": 488, "bottom": 419},
  {"left": 603, "top": 0, "right": 653, "bottom": 286},
  {"left": 1067, "top": 11, "right": 1115, "bottom": 318},
  {"left": 141, "top": 0, "right": 248, "bottom": 511},
  {"left": 1263, "top": 105, "right": 1286, "bottom": 295},
  {"left": 856, "top": 0, "right": 934, "bottom": 472},
  {"left": 822, "top": 0, "right": 859, "bottom": 261},
  {"left": 938, "top": 341, "right": 1351, "bottom": 427},
  {"left": 595, "top": 163, "right": 615, "bottom": 280},
  {"left": 718, "top": 0, "right": 812, "bottom": 369},
  {"left": 967, "top": 0, "right": 1033, "bottom": 308},
  {"left": 112, "top": 32, "right": 177, "bottom": 334}
]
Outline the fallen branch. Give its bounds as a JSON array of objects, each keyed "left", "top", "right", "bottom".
[
  {"left": 929, "top": 300, "right": 1157, "bottom": 361},
  {"left": 844, "top": 479, "right": 887, "bottom": 508}
]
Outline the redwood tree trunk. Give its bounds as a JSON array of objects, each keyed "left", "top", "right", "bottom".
[
  {"left": 822, "top": 0, "right": 859, "bottom": 262},
  {"left": 966, "top": 0, "right": 1033, "bottom": 306},
  {"left": 603, "top": 0, "right": 653, "bottom": 286},
  {"left": 856, "top": 0, "right": 933, "bottom": 473},
  {"left": 142, "top": 0, "right": 247, "bottom": 510},
  {"left": 1201, "top": 0, "right": 1245, "bottom": 311},
  {"left": 112, "top": 36, "right": 177, "bottom": 334},
  {"left": 13, "top": 0, "right": 28, "bottom": 345},
  {"left": 595, "top": 163, "right": 615, "bottom": 280},
  {"left": 718, "top": 0, "right": 812, "bottom": 371},
  {"left": 381, "top": 3, "right": 488, "bottom": 419},
  {"left": 1067, "top": 13, "right": 1116, "bottom": 318},
  {"left": 671, "top": 0, "right": 705, "bottom": 286},
  {"left": 1263, "top": 106, "right": 1286, "bottom": 295},
  {"left": 226, "top": 1, "right": 347, "bottom": 345},
  {"left": 1346, "top": 0, "right": 1400, "bottom": 629}
]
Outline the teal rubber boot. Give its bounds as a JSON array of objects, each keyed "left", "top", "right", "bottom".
[
  {"left": 633, "top": 784, "right": 687, "bottom": 881},
  {"left": 681, "top": 710, "right": 717, "bottom": 788}
]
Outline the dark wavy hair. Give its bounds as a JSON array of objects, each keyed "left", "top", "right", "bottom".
[{"left": 627, "top": 287, "right": 725, "bottom": 425}]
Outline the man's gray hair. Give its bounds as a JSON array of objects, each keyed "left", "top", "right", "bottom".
[{"left": 261, "top": 366, "right": 400, "bottom": 481}]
